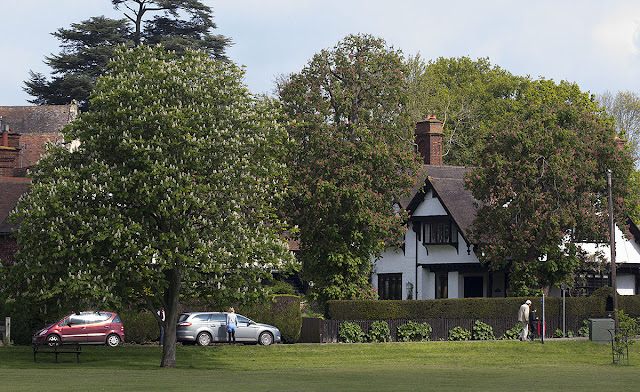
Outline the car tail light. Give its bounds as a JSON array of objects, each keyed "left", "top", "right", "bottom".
[{"left": 177, "top": 322, "right": 192, "bottom": 327}]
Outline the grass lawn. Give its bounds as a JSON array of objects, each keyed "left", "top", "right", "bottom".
[{"left": 1, "top": 340, "right": 638, "bottom": 391}]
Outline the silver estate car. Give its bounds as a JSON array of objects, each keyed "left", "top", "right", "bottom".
[{"left": 176, "top": 312, "right": 281, "bottom": 346}]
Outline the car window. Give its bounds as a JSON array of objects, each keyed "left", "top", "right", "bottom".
[
  {"left": 193, "top": 314, "right": 210, "bottom": 322},
  {"left": 178, "top": 314, "right": 190, "bottom": 322},
  {"left": 237, "top": 315, "right": 250, "bottom": 324},
  {"left": 69, "top": 315, "right": 85, "bottom": 325},
  {"left": 112, "top": 314, "right": 122, "bottom": 323},
  {"left": 83, "top": 313, "right": 111, "bottom": 324},
  {"left": 209, "top": 314, "right": 225, "bottom": 322}
]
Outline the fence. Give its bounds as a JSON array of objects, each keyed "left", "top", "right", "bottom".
[{"left": 299, "top": 316, "right": 587, "bottom": 343}]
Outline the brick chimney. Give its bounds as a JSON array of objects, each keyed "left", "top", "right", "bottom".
[{"left": 415, "top": 114, "right": 444, "bottom": 165}]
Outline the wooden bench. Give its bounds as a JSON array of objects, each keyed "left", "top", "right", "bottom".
[{"left": 33, "top": 342, "right": 82, "bottom": 363}]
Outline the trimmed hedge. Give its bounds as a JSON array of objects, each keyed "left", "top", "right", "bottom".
[
  {"left": 242, "top": 295, "right": 301, "bottom": 343},
  {"left": 120, "top": 310, "right": 159, "bottom": 344},
  {"left": 326, "top": 295, "right": 640, "bottom": 320}
]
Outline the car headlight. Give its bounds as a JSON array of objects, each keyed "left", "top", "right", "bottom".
[{"left": 38, "top": 329, "right": 48, "bottom": 336}]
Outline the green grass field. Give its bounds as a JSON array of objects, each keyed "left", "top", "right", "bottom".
[{"left": 1, "top": 340, "right": 637, "bottom": 391}]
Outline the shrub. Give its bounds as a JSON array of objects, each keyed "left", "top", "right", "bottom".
[
  {"left": 472, "top": 320, "right": 495, "bottom": 340},
  {"left": 243, "top": 295, "right": 301, "bottom": 343},
  {"left": 2, "top": 299, "right": 48, "bottom": 345},
  {"left": 448, "top": 326, "right": 471, "bottom": 341},
  {"left": 367, "top": 321, "right": 390, "bottom": 343},
  {"left": 120, "top": 310, "right": 158, "bottom": 344},
  {"left": 578, "top": 320, "right": 589, "bottom": 337},
  {"left": 397, "top": 321, "right": 432, "bottom": 342},
  {"left": 339, "top": 322, "right": 364, "bottom": 343},
  {"left": 499, "top": 323, "right": 522, "bottom": 340}
]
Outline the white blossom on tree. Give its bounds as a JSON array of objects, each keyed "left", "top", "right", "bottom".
[{"left": 6, "top": 45, "right": 296, "bottom": 367}]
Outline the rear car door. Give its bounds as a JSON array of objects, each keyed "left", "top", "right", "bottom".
[
  {"left": 83, "top": 313, "right": 113, "bottom": 343},
  {"left": 208, "top": 313, "right": 227, "bottom": 342}
]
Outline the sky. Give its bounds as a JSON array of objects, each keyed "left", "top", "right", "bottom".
[{"left": 2, "top": 0, "right": 640, "bottom": 106}]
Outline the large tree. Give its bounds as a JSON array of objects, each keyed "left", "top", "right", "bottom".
[
  {"left": 466, "top": 100, "right": 636, "bottom": 296},
  {"left": 24, "top": 0, "right": 230, "bottom": 110},
  {"left": 23, "top": 16, "right": 133, "bottom": 110},
  {"left": 6, "top": 45, "right": 295, "bottom": 367},
  {"left": 406, "top": 56, "right": 528, "bottom": 166},
  {"left": 278, "top": 34, "right": 421, "bottom": 303}
]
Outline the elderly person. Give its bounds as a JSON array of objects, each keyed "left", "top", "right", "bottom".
[{"left": 518, "top": 300, "right": 532, "bottom": 341}]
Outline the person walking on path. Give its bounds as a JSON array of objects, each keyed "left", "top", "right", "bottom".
[
  {"left": 518, "top": 300, "right": 531, "bottom": 341},
  {"left": 226, "top": 307, "right": 238, "bottom": 344}
]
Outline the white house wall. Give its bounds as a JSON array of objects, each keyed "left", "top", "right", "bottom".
[
  {"left": 373, "top": 188, "right": 483, "bottom": 300},
  {"left": 576, "top": 225, "right": 640, "bottom": 265},
  {"left": 372, "top": 188, "right": 640, "bottom": 298}
]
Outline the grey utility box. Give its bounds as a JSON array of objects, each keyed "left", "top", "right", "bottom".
[{"left": 589, "top": 318, "right": 614, "bottom": 343}]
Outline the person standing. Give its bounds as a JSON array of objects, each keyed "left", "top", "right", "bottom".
[
  {"left": 158, "top": 308, "right": 165, "bottom": 346},
  {"left": 226, "top": 307, "right": 238, "bottom": 344},
  {"left": 518, "top": 300, "right": 531, "bottom": 341}
]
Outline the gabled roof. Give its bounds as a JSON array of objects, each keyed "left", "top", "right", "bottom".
[
  {"left": 404, "top": 165, "right": 480, "bottom": 243},
  {"left": 0, "top": 177, "right": 31, "bottom": 235}
]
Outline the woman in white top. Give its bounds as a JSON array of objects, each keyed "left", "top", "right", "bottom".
[{"left": 226, "top": 307, "right": 238, "bottom": 343}]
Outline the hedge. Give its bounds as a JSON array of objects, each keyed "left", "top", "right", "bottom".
[
  {"left": 326, "top": 295, "right": 640, "bottom": 320},
  {"left": 120, "top": 310, "right": 159, "bottom": 344},
  {"left": 242, "top": 295, "right": 301, "bottom": 343}
]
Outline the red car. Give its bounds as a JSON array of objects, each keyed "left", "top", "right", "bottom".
[{"left": 32, "top": 311, "right": 124, "bottom": 347}]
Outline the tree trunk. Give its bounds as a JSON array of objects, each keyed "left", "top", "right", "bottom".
[{"left": 160, "top": 264, "right": 181, "bottom": 368}]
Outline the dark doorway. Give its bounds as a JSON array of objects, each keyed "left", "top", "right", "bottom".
[{"left": 464, "top": 276, "right": 483, "bottom": 298}]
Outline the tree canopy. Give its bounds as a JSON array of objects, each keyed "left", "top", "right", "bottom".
[
  {"left": 466, "top": 100, "right": 636, "bottom": 296},
  {"left": 24, "top": 0, "right": 230, "bottom": 111},
  {"left": 6, "top": 45, "right": 295, "bottom": 367},
  {"left": 278, "top": 34, "right": 421, "bottom": 303}
]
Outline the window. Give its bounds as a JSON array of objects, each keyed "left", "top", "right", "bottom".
[
  {"left": 422, "top": 220, "right": 457, "bottom": 245},
  {"left": 210, "top": 313, "right": 226, "bottom": 322},
  {"left": 435, "top": 272, "right": 448, "bottom": 299},
  {"left": 572, "top": 272, "right": 609, "bottom": 296},
  {"left": 378, "top": 273, "right": 402, "bottom": 300},
  {"left": 463, "top": 276, "right": 483, "bottom": 298}
]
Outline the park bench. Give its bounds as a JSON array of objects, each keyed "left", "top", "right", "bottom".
[{"left": 33, "top": 342, "right": 82, "bottom": 363}]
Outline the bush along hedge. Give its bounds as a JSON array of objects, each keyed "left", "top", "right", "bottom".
[
  {"left": 339, "top": 321, "right": 365, "bottom": 343},
  {"left": 367, "top": 321, "right": 391, "bottom": 343},
  {"left": 120, "top": 310, "right": 159, "bottom": 344},
  {"left": 242, "top": 295, "right": 301, "bottom": 344},
  {"left": 499, "top": 323, "right": 522, "bottom": 340},
  {"left": 448, "top": 326, "right": 471, "bottom": 341},
  {"left": 397, "top": 321, "right": 432, "bottom": 342},
  {"left": 472, "top": 320, "right": 495, "bottom": 340}
]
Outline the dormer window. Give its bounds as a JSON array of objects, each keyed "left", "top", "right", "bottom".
[{"left": 422, "top": 219, "right": 458, "bottom": 245}]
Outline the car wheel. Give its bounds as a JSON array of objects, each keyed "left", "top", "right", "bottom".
[
  {"left": 258, "top": 331, "right": 274, "bottom": 346},
  {"left": 46, "top": 334, "right": 61, "bottom": 346},
  {"left": 196, "top": 332, "right": 212, "bottom": 346},
  {"left": 106, "top": 334, "right": 121, "bottom": 347}
]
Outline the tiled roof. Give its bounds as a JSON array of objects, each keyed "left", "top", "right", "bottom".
[
  {"left": 404, "top": 165, "right": 480, "bottom": 242},
  {"left": 0, "top": 177, "right": 31, "bottom": 234},
  {"left": 0, "top": 105, "right": 77, "bottom": 135}
]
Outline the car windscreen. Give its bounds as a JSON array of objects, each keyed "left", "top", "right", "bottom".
[{"left": 178, "top": 314, "right": 190, "bottom": 322}]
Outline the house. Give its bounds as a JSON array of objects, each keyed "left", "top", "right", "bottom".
[
  {"left": 0, "top": 104, "right": 77, "bottom": 264},
  {"left": 371, "top": 116, "right": 640, "bottom": 299}
]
